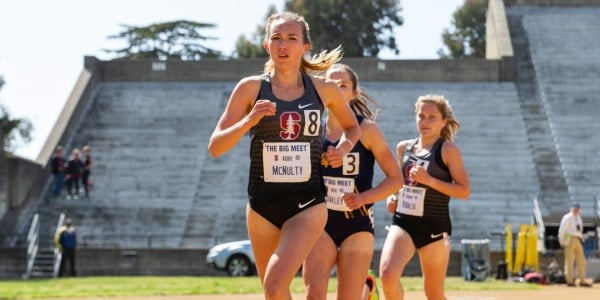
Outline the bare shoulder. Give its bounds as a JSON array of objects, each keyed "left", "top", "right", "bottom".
[
  {"left": 231, "top": 75, "right": 263, "bottom": 103},
  {"left": 311, "top": 75, "right": 340, "bottom": 95},
  {"left": 441, "top": 140, "right": 464, "bottom": 165},
  {"left": 359, "top": 118, "right": 380, "bottom": 134},
  {"left": 441, "top": 140, "right": 461, "bottom": 154},
  {"left": 236, "top": 75, "right": 262, "bottom": 91},
  {"left": 396, "top": 138, "right": 415, "bottom": 152},
  {"left": 309, "top": 74, "right": 328, "bottom": 86},
  {"left": 311, "top": 75, "right": 344, "bottom": 108},
  {"left": 358, "top": 119, "right": 386, "bottom": 149}
]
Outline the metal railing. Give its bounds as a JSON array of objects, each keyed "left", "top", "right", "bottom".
[
  {"left": 23, "top": 214, "right": 40, "bottom": 279},
  {"left": 52, "top": 213, "right": 65, "bottom": 278},
  {"left": 532, "top": 196, "right": 546, "bottom": 253}
]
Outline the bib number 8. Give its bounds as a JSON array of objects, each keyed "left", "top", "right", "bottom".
[{"left": 303, "top": 110, "right": 320, "bottom": 136}]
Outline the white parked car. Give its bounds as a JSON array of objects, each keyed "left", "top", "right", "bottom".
[{"left": 206, "top": 240, "right": 255, "bottom": 276}]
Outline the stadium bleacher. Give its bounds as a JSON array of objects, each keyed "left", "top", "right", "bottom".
[
  {"left": 65, "top": 82, "right": 235, "bottom": 248},
  {"left": 27, "top": 80, "right": 539, "bottom": 251},
  {"left": 521, "top": 7, "right": 600, "bottom": 212}
]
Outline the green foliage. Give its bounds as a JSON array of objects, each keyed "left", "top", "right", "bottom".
[
  {"left": 285, "top": 0, "right": 403, "bottom": 57},
  {"left": 235, "top": 1, "right": 403, "bottom": 58},
  {"left": 438, "top": 0, "right": 487, "bottom": 59},
  {"left": 233, "top": 5, "right": 277, "bottom": 59},
  {"left": 104, "top": 20, "right": 223, "bottom": 60},
  {"left": 234, "top": 35, "right": 267, "bottom": 59},
  {"left": 0, "top": 76, "right": 33, "bottom": 152}
]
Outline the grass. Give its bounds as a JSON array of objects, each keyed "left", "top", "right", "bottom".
[{"left": 0, "top": 276, "right": 540, "bottom": 299}]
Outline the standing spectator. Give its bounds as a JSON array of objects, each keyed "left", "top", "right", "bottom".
[
  {"left": 54, "top": 218, "right": 77, "bottom": 277},
  {"left": 81, "top": 145, "right": 94, "bottom": 198},
  {"left": 50, "top": 145, "right": 66, "bottom": 197},
  {"left": 303, "top": 63, "right": 401, "bottom": 300},
  {"left": 65, "top": 148, "right": 83, "bottom": 200},
  {"left": 379, "top": 95, "right": 470, "bottom": 300},
  {"left": 558, "top": 202, "right": 592, "bottom": 287},
  {"left": 208, "top": 11, "right": 360, "bottom": 299}
]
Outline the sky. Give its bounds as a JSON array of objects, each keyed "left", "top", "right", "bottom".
[{"left": 0, "top": 0, "right": 463, "bottom": 160}]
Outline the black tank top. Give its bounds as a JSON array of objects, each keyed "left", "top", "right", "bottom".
[
  {"left": 248, "top": 74, "right": 325, "bottom": 202},
  {"left": 401, "top": 138, "right": 452, "bottom": 220},
  {"left": 322, "top": 116, "right": 375, "bottom": 210}
]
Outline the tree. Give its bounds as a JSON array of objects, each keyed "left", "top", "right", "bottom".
[
  {"left": 285, "top": 0, "right": 403, "bottom": 57},
  {"left": 104, "top": 20, "right": 223, "bottom": 60},
  {"left": 0, "top": 76, "right": 33, "bottom": 152},
  {"left": 236, "top": 1, "right": 403, "bottom": 58},
  {"left": 437, "top": 0, "right": 487, "bottom": 59},
  {"left": 233, "top": 5, "right": 277, "bottom": 59}
]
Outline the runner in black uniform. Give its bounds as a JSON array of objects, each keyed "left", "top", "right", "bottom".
[
  {"left": 321, "top": 123, "right": 376, "bottom": 245},
  {"left": 394, "top": 137, "right": 453, "bottom": 248},
  {"left": 248, "top": 73, "right": 326, "bottom": 228},
  {"left": 208, "top": 12, "right": 360, "bottom": 300},
  {"left": 379, "top": 95, "right": 470, "bottom": 300},
  {"left": 303, "top": 64, "right": 402, "bottom": 300}
]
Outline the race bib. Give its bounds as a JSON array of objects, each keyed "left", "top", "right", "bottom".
[
  {"left": 263, "top": 142, "right": 311, "bottom": 182},
  {"left": 323, "top": 176, "right": 355, "bottom": 211},
  {"left": 343, "top": 152, "right": 359, "bottom": 175},
  {"left": 302, "top": 110, "right": 321, "bottom": 136},
  {"left": 396, "top": 185, "right": 426, "bottom": 217}
]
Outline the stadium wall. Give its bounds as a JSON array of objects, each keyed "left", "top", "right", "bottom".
[
  {"left": 0, "top": 247, "right": 568, "bottom": 278},
  {"left": 506, "top": 0, "right": 600, "bottom": 5},
  {"left": 0, "top": 247, "right": 26, "bottom": 278},
  {"left": 0, "top": 153, "right": 47, "bottom": 242},
  {"left": 87, "top": 56, "right": 513, "bottom": 83}
]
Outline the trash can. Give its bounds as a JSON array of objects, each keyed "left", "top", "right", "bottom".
[
  {"left": 583, "top": 231, "right": 598, "bottom": 258},
  {"left": 461, "top": 239, "right": 491, "bottom": 281}
]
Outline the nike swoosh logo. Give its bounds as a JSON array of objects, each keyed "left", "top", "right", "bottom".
[
  {"left": 298, "top": 198, "right": 316, "bottom": 209},
  {"left": 430, "top": 233, "right": 444, "bottom": 239},
  {"left": 298, "top": 103, "right": 313, "bottom": 109}
]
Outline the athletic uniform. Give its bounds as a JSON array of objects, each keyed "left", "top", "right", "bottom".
[
  {"left": 392, "top": 138, "right": 452, "bottom": 248},
  {"left": 322, "top": 116, "right": 375, "bottom": 247},
  {"left": 248, "top": 74, "right": 326, "bottom": 228}
]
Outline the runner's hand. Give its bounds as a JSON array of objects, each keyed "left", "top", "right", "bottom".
[
  {"left": 342, "top": 192, "right": 363, "bottom": 210},
  {"left": 246, "top": 100, "right": 276, "bottom": 126},
  {"left": 386, "top": 194, "right": 397, "bottom": 213},
  {"left": 324, "top": 145, "right": 344, "bottom": 168}
]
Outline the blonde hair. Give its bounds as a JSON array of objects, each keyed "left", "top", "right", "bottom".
[
  {"left": 263, "top": 12, "right": 343, "bottom": 74},
  {"left": 415, "top": 95, "right": 460, "bottom": 141},
  {"left": 327, "top": 63, "right": 380, "bottom": 120},
  {"left": 71, "top": 148, "right": 81, "bottom": 159}
]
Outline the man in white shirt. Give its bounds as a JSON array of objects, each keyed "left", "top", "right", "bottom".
[{"left": 558, "top": 202, "right": 592, "bottom": 287}]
